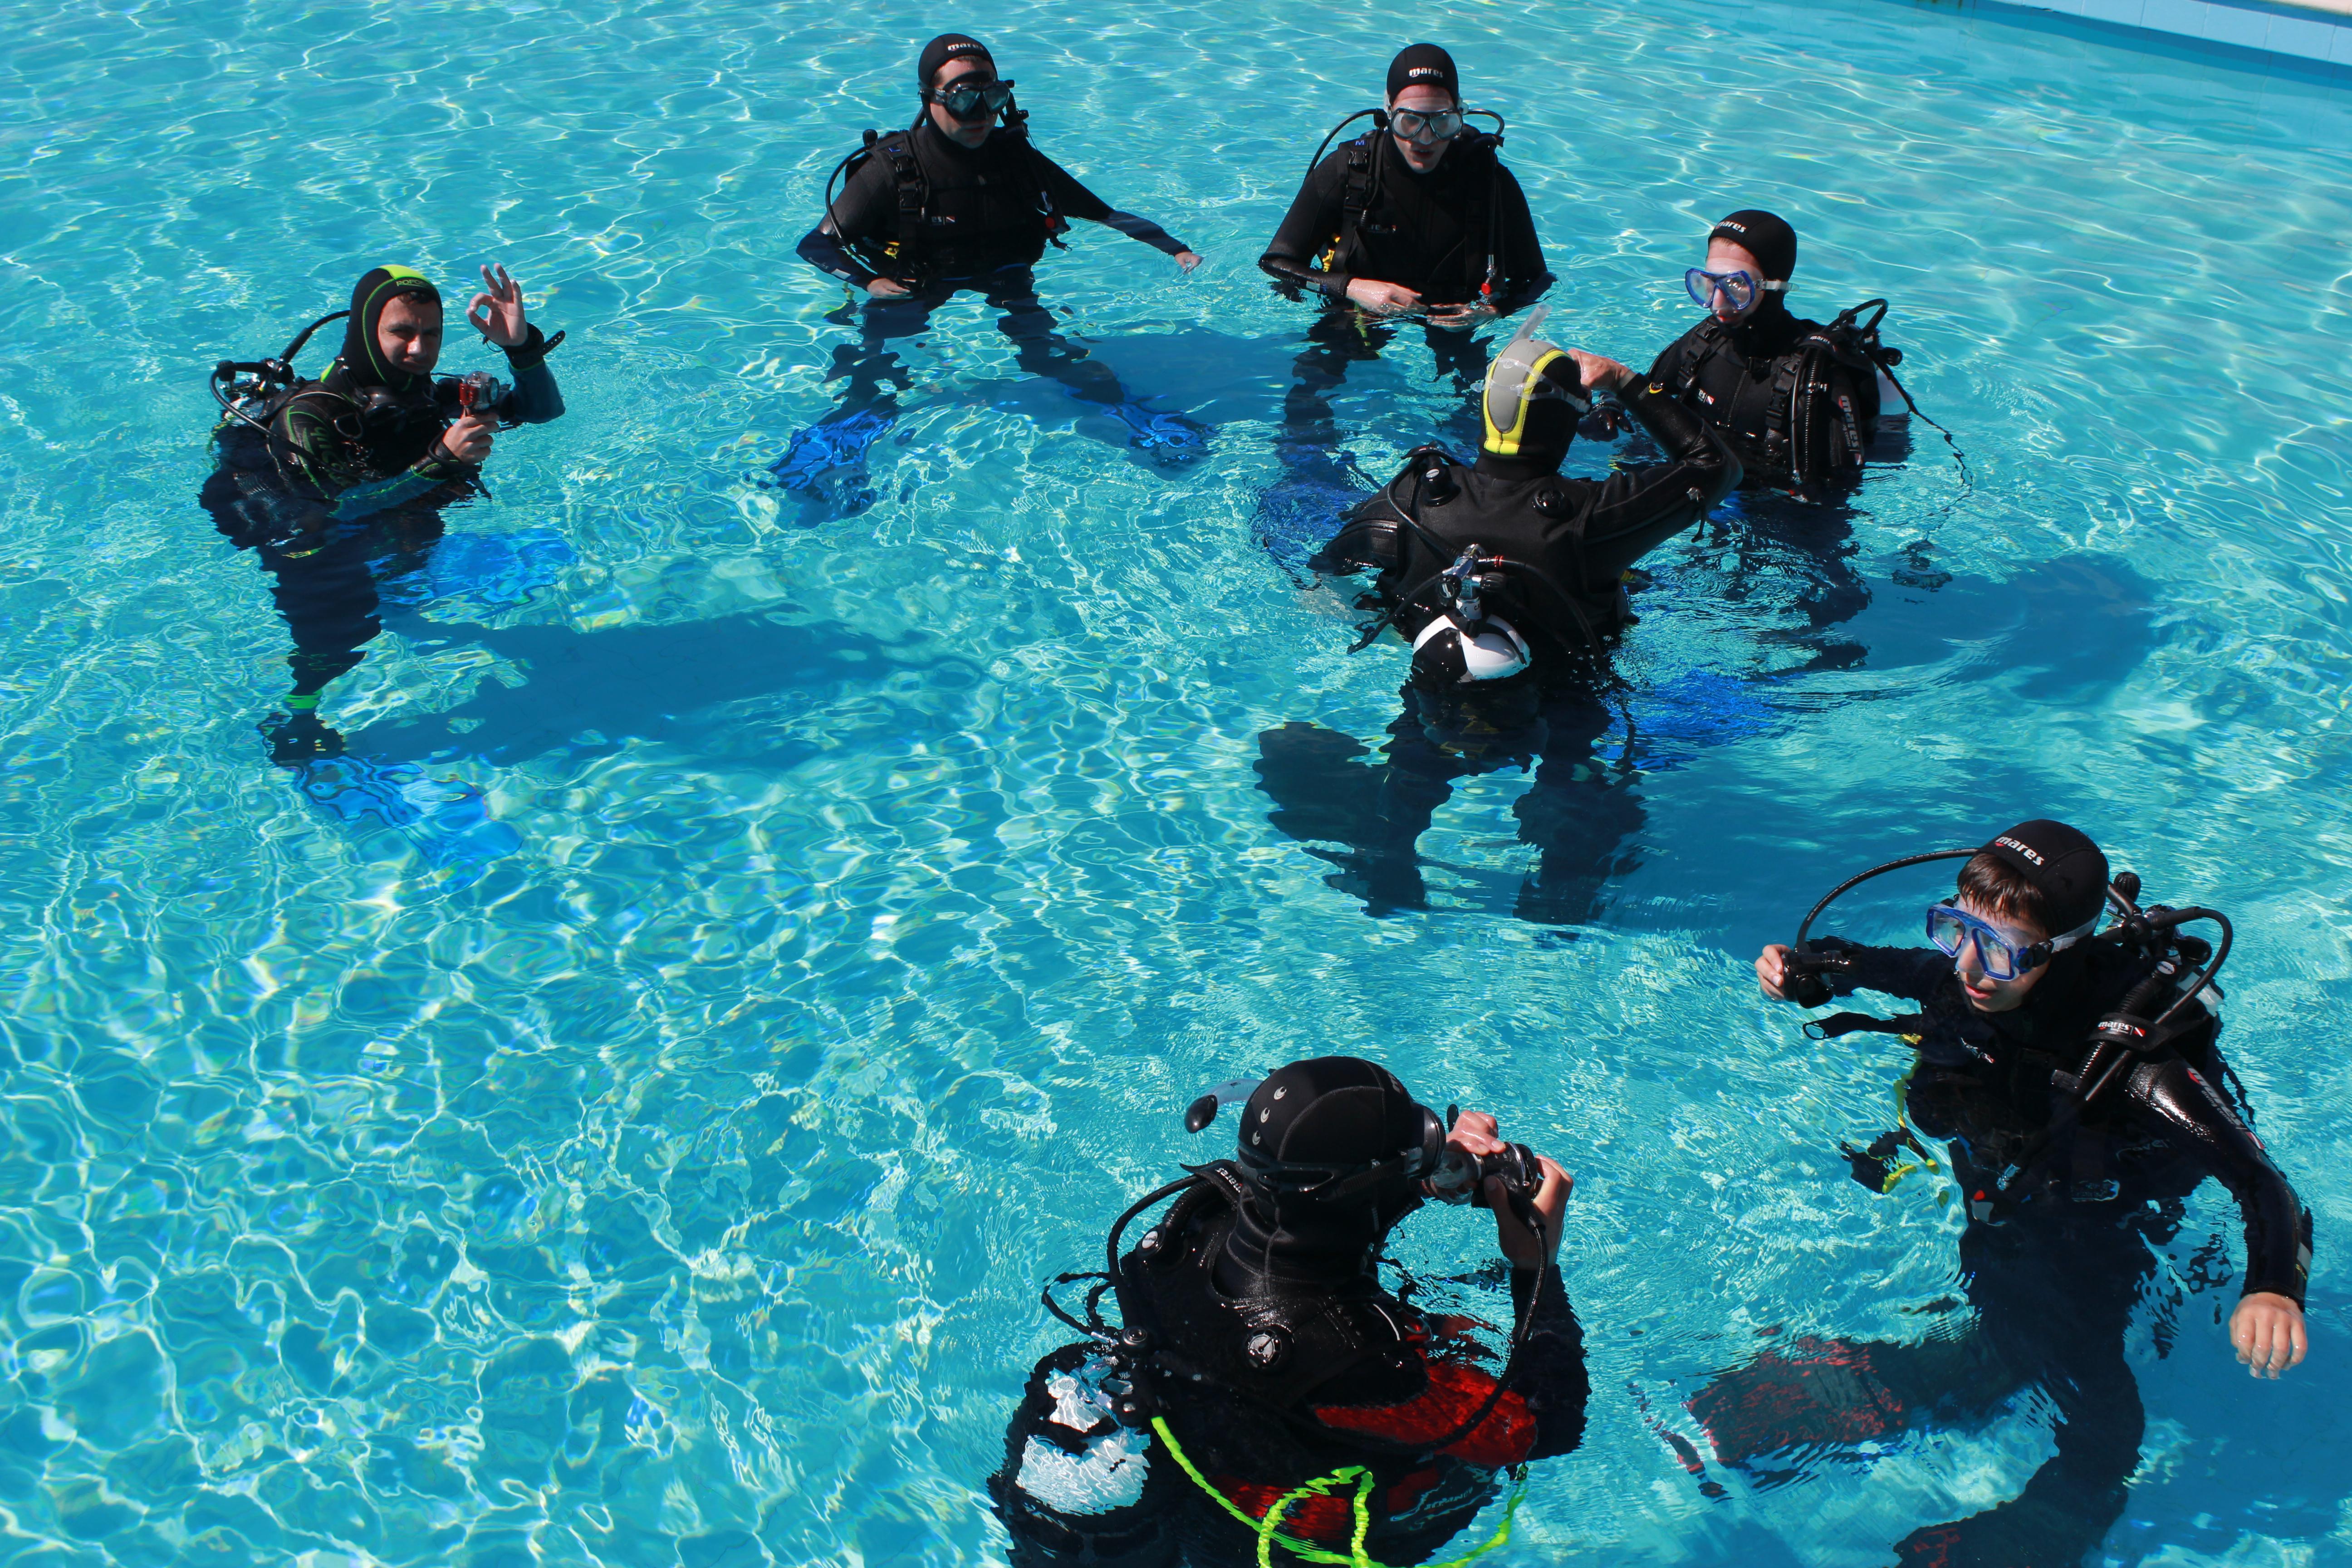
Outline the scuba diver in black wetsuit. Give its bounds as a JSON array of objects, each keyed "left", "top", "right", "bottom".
[
  {"left": 1253, "top": 311, "right": 1739, "bottom": 924},
  {"left": 784, "top": 33, "right": 1205, "bottom": 517},
  {"left": 1636, "top": 209, "right": 1930, "bottom": 675},
  {"left": 1254, "top": 45, "right": 1552, "bottom": 563},
  {"left": 1645, "top": 210, "right": 1911, "bottom": 499},
  {"left": 1693, "top": 820, "right": 2313, "bottom": 1566},
  {"left": 992, "top": 1057, "right": 1585, "bottom": 1568},
  {"left": 200, "top": 264, "right": 566, "bottom": 763}
]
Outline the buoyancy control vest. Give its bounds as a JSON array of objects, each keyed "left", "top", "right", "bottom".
[
  {"left": 1665, "top": 301, "right": 1896, "bottom": 493},
  {"left": 1326, "top": 132, "right": 1506, "bottom": 306},
  {"left": 832, "top": 118, "right": 1068, "bottom": 286},
  {"left": 1118, "top": 1163, "right": 1430, "bottom": 1415},
  {"left": 1325, "top": 448, "right": 1632, "bottom": 665},
  {"left": 206, "top": 372, "right": 475, "bottom": 549}
]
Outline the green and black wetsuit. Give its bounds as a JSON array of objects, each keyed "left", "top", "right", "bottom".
[{"left": 199, "top": 266, "right": 565, "bottom": 754}]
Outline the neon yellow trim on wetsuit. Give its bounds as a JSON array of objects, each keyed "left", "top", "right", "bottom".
[
  {"left": 359, "top": 266, "right": 438, "bottom": 384},
  {"left": 1147, "top": 1416, "right": 1532, "bottom": 1568}
]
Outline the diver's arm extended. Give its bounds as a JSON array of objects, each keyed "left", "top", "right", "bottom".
[
  {"left": 2130, "top": 1056, "right": 2314, "bottom": 1308},
  {"left": 1760, "top": 939, "right": 1950, "bottom": 1004},
  {"left": 1029, "top": 152, "right": 1193, "bottom": 259},
  {"left": 1571, "top": 377, "right": 1742, "bottom": 555},
  {"left": 1258, "top": 154, "right": 1353, "bottom": 299}
]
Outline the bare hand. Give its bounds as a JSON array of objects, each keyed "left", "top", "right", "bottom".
[
  {"left": 2231, "top": 1292, "right": 2308, "bottom": 1378},
  {"left": 1448, "top": 1110, "right": 1573, "bottom": 1269},
  {"left": 1565, "top": 349, "right": 1633, "bottom": 396},
  {"left": 1426, "top": 299, "right": 1499, "bottom": 332},
  {"left": 1345, "top": 279, "right": 1423, "bottom": 316},
  {"left": 1757, "top": 943, "right": 1798, "bottom": 1001},
  {"left": 438, "top": 413, "right": 494, "bottom": 466},
  {"left": 466, "top": 264, "right": 529, "bottom": 348},
  {"left": 867, "top": 277, "right": 912, "bottom": 299},
  {"left": 1174, "top": 250, "right": 1203, "bottom": 274}
]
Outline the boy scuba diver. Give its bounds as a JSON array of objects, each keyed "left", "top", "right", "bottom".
[
  {"left": 1711, "top": 819, "right": 2310, "bottom": 1565},
  {"left": 201, "top": 264, "right": 565, "bottom": 762},
  {"left": 992, "top": 1057, "right": 1585, "bottom": 1567},
  {"left": 1251, "top": 311, "right": 1738, "bottom": 925},
  {"left": 784, "top": 32, "right": 1207, "bottom": 517}
]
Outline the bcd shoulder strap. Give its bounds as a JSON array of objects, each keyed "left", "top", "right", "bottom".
[{"left": 1330, "top": 135, "right": 1379, "bottom": 270}]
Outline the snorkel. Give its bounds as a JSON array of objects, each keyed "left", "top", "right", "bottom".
[{"left": 1480, "top": 305, "right": 1591, "bottom": 461}]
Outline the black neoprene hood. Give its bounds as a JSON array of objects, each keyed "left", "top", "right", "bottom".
[
  {"left": 337, "top": 265, "right": 441, "bottom": 392},
  {"left": 1710, "top": 209, "right": 1798, "bottom": 283},
  {"left": 918, "top": 33, "right": 993, "bottom": 93},
  {"left": 1238, "top": 1056, "right": 1421, "bottom": 1170},
  {"left": 1984, "top": 818, "right": 2111, "bottom": 935},
  {"left": 1386, "top": 43, "right": 1460, "bottom": 103}
]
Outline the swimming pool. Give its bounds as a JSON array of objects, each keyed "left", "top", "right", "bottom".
[{"left": 3, "top": 0, "right": 2350, "bottom": 1561}]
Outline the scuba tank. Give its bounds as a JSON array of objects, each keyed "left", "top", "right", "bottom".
[{"left": 1038, "top": 1083, "right": 1549, "bottom": 1456}]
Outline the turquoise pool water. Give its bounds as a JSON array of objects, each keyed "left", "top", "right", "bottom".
[{"left": 4, "top": 0, "right": 2351, "bottom": 1561}]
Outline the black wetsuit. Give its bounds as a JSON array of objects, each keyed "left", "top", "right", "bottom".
[
  {"left": 1259, "top": 132, "right": 1548, "bottom": 313},
  {"left": 1647, "top": 298, "right": 1884, "bottom": 492},
  {"left": 1250, "top": 383, "right": 1738, "bottom": 926},
  {"left": 1333, "top": 379, "right": 1741, "bottom": 669},
  {"left": 199, "top": 330, "right": 564, "bottom": 757},
  {"left": 993, "top": 1164, "right": 1586, "bottom": 1567},
  {"left": 799, "top": 118, "right": 1188, "bottom": 292},
  {"left": 1259, "top": 132, "right": 1552, "bottom": 485},
  {"left": 1692, "top": 938, "right": 2312, "bottom": 1566},
  {"left": 783, "top": 119, "right": 1196, "bottom": 503}
]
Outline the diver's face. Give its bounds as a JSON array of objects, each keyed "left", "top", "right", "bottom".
[
  {"left": 1704, "top": 238, "right": 1769, "bottom": 324},
  {"left": 1389, "top": 85, "right": 1456, "bottom": 174},
  {"left": 928, "top": 67, "right": 1000, "bottom": 148},
  {"left": 1951, "top": 897, "right": 2050, "bottom": 1015},
  {"left": 376, "top": 295, "right": 444, "bottom": 377}
]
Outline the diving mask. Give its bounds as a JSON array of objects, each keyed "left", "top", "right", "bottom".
[
  {"left": 931, "top": 77, "right": 1014, "bottom": 119},
  {"left": 1926, "top": 902, "right": 2094, "bottom": 982},
  {"left": 1389, "top": 106, "right": 1464, "bottom": 144},
  {"left": 1684, "top": 267, "right": 1787, "bottom": 314}
]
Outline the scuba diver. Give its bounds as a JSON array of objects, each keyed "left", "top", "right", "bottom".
[
  {"left": 1253, "top": 311, "right": 1739, "bottom": 924},
  {"left": 1254, "top": 44, "right": 1552, "bottom": 564},
  {"left": 1644, "top": 209, "right": 1912, "bottom": 498},
  {"left": 1700, "top": 819, "right": 2312, "bottom": 1565},
  {"left": 200, "top": 264, "right": 566, "bottom": 763},
  {"left": 784, "top": 33, "right": 1206, "bottom": 516},
  {"left": 991, "top": 1056, "right": 1585, "bottom": 1567}
]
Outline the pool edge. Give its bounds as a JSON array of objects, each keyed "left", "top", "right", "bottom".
[{"left": 1889, "top": 0, "right": 2352, "bottom": 83}]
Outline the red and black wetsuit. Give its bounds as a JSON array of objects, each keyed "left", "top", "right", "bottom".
[{"left": 991, "top": 1162, "right": 1586, "bottom": 1566}]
